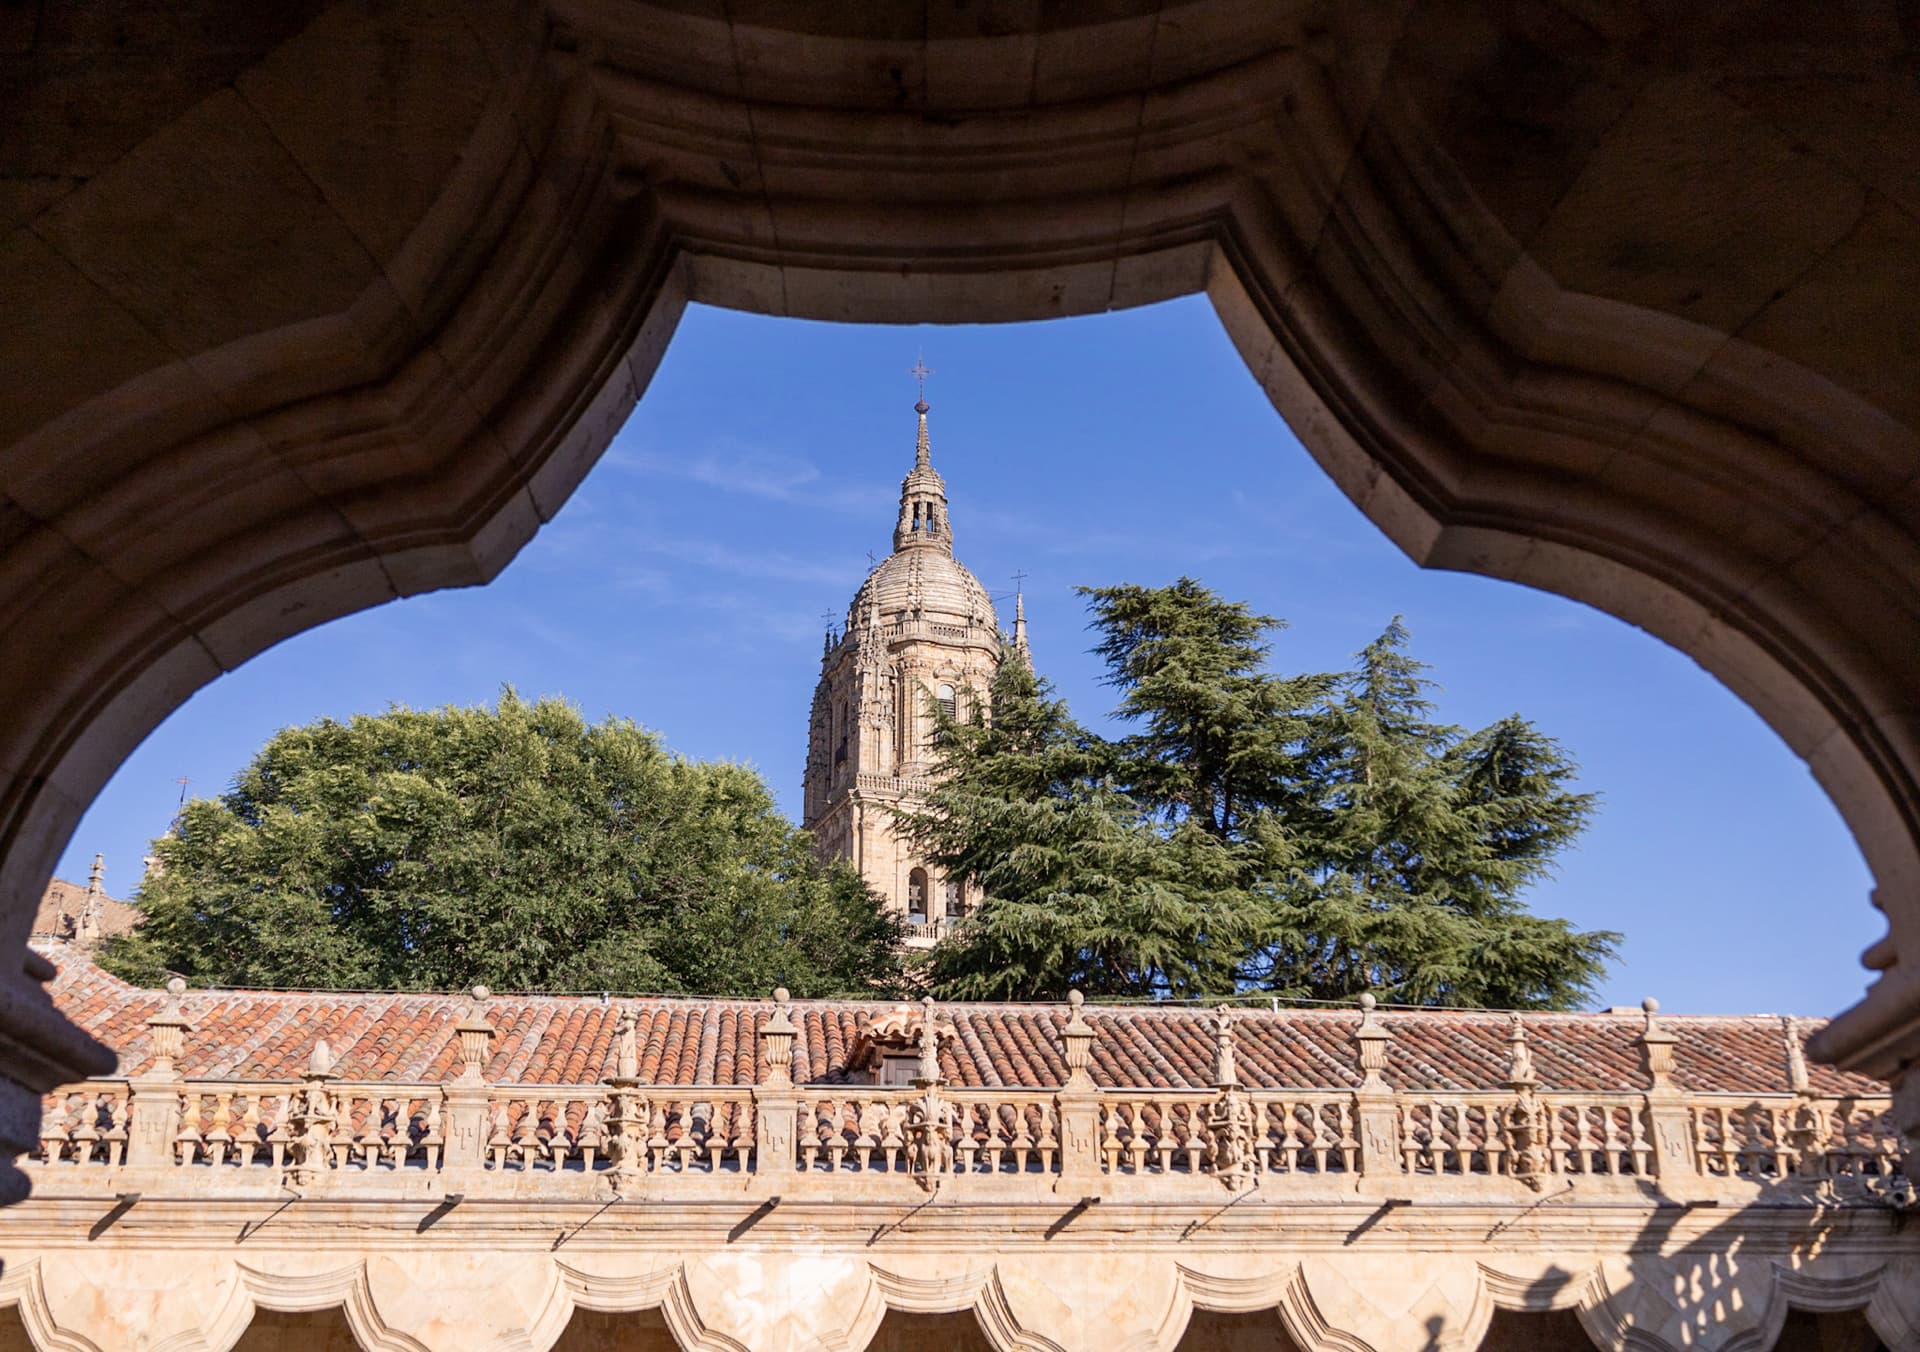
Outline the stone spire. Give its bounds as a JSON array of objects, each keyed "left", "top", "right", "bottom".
[
  {"left": 1012, "top": 585, "right": 1031, "bottom": 667},
  {"left": 78, "top": 853, "right": 105, "bottom": 947},
  {"left": 893, "top": 397, "right": 953, "bottom": 555}
]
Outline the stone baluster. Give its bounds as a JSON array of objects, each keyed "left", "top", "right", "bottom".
[
  {"left": 205, "top": 1090, "right": 233, "bottom": 1167},
  {"left": 127, "top": 977, "right": 192, "bottom": 1168},
  {"left": 1054, "top": 990, "right": 1102, "bottom": 1193},
  {"left": 441, "top": 985, "right": 496, "bottom": 1174},
  {"left": 38, "top": 1093, "right": 73, "bottom": 1164},
  {"left": 1635, "top": 998, "right": 1696, "bottom": 1185},
  {"left": 1350, "top": 994, "right": 1398, "bottom": 1179},
  {"left": 753, "top": 988, "right": 800, "bottom": 1184}
]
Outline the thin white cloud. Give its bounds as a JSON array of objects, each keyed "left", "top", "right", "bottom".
[
  {"left": 605, "top": 444, "right": 894, "bottom": 516},
  {"left": 629, "top": 535, "right": 862, "bottom": 590}
]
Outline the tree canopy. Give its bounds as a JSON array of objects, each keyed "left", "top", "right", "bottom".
[
  {"left": 99, "top": 691, "right": 903, "bottom": 996},
  {"left": 909, "top": 580, "right": 1616, "bottom": 1008}
]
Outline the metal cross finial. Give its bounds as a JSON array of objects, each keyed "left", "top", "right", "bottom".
[
  {"left": 1011, "top": 569, "right": 1028, "bottom": 597},
  {"left": 909, "top": 354, "right": 934, "bottom": 403},
  {"left": 174, "top": 776, "right": 190, "bottom": 807}
]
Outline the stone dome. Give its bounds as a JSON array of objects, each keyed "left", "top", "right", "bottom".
[{"left": 851, "top": 547, "right": 998, "bottom": 630}]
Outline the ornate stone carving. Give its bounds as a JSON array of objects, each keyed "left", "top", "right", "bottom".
[
  {"left": 453, "top": 985, "right": 494, "bottom": 1086},
  {"left": 603, "top": 1005, "right": 649, "bottom": 1195},
  {"left": 1636, "top": 997, "right": 1677, "bottom": 1090},
  {"left": 145, "top": 977, "right": 192, "bottom": 1076},
  {"left": 1501, "top": 1016, "right": 1549, "bottom": 1191},
  {"left": 1353, "top": 992, "right": 1391, "bottom": 1090},
  {"left": 1203, "top": 1007, "right": 1256, "bottom": 1189},
  {"left": 284, "top": 1040, "right": 339, "bottom": 1192}
]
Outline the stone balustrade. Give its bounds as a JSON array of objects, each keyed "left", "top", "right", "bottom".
[
  {"left": 16, "top": 985, "right": 1917, "bottom": 1352},
  {"left": 22, "top": 984, "right": 1908, "bottom": 1201},
  {"left": 28, "top": 1076, "right": 1901, "bottom": 1191}
]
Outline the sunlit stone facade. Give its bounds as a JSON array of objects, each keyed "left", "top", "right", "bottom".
[
  {"left": 802, "top": 400, "right": 1019, "bottom": 945},
  {"left": 12, "top": 961, "right": 1918, "bottom": 1352}
]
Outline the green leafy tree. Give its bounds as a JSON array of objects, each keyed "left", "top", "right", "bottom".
[
  {"left": 915, "top": 581, "right": 1617, "bottom": 1009},
  {"left": 99, "top": 691, "right": 902, "bottom": 996},
  {"left": 1256, "top": 619, "right": 1613, "bottom": 1007}
]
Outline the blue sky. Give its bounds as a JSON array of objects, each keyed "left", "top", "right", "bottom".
[{"left": 59, "top": 297, "right": 1878, "bottom": 1016}]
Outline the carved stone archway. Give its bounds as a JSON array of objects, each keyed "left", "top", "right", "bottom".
[{"left": 6, "top": 2, "right": 1920, "bottom": 1189}]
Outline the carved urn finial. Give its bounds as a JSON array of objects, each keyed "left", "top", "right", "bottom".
[
  {"left": 454, "top": 985, "right": 495, "bottom": 1086},
  {"left": 759, "top": 987, "right": 797, "bottom": 1087},
  {"left": 1211, "top": 1006, "right": 1240, "bottom": 1088},
  {"left": 1506, "top": 1013, "right": 1536, "bottom": 1089},
  {"left": 1060, "top": 989, "right": 1095, "bottom": 1090},
  {"left": 145, "top": 977, "right": 192, "bottom": 1077},
  {"left": 1352, "top": 993, "right": 1392, "bottom": 1091},
  {"left": 1635, "top": 997, "right": 1677, "bottom": 1091}
]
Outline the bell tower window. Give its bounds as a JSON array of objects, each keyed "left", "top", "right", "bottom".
[
  {"left": 907, "top": 867, "right": 928, "bottom": 923},
  {"left": 937, "top": 683, "right": 956, "bottom": 719}
]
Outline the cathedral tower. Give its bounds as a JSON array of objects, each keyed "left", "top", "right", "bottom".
[{"left": 803, "top": 396, "right": 1005, "bottom": 945}]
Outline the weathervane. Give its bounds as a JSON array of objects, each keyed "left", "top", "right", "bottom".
[{"left": 909, "top": 354, "right": 934, "bottom": 404}]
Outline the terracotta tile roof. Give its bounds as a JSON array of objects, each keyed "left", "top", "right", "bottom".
[{"left": 47, "top": 956, "right": 1886, "bottom": 1096}]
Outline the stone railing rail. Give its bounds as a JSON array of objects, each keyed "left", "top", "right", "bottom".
[
  {"left": 30, "top": 1078, "right": 1899, "bottom": 1189},
  {"left": 23, "top": 989, "right": 1907, "bottom": 1195},
  {"left": 853, "top": 772, "right": 935, "bottom": 798}
]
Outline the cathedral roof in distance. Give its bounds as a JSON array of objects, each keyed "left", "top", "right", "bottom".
[
  {"left": 31, "top": 862, "right": 138, "bottom": 945},
  {"left": 46, "top": 953, "right": 1882, "bottom": 1098},
  {"left": 843, "top": 395, "right": 998, "bottom": 634},
  {"left": 849, "top": 547, "right": 997, "bottom": 632}
]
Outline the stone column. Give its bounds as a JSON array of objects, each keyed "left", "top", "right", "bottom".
[
  {"left": 1350, "top": 994, "right": 1400, "bottom": 1179},
  {"left": 1636, "top": 999, "right": 1698, "bottom": 1185},
  {"left": 125, "top": 978, "right": 190, "bottom": 1168},
  {"left": 1054, "top": 991, "right": 1102, "bottom": 1194},
  {"left": 753, "top": 988, "right": 800, "bottom": 1185},
  {"left": 441, "top": 985, "right": 495, "bottom": 1173}
]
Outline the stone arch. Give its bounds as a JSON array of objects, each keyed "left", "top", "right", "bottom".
[
  {"left": 229, "top": 1309, "right": 365, "bottom": 1352},
  {"left": 7, "top": 2, "right": 1920, "bottom": 1165},
  {"left": 548, "top": 1307, "right": 682, "bottom": 1352}
]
